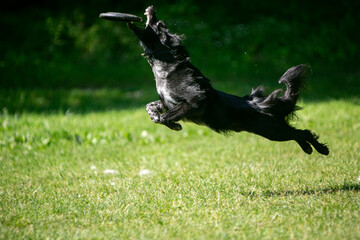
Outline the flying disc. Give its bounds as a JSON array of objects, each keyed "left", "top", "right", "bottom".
[{"left": 99, "top": 12, "right": 142, "bottom": 22}]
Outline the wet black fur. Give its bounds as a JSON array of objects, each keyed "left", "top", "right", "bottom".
[{"left": 128, "top": 6, "right": 329, "bottom": 155}]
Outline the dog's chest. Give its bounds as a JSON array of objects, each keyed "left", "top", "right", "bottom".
[
  {"left": 152, "top": 63, "right": 171, "bottom": 79},
  {"left": 152, "top": 63, "right": 178, "bottom": 108}
]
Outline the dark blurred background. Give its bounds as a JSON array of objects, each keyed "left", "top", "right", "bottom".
[{"left": 1, "top": 0, "right": 359, "bottom": 112}]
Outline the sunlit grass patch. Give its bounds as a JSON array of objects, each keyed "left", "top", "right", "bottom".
[{"left": 0, "top": 99, "right": 359, "bottom": 239}]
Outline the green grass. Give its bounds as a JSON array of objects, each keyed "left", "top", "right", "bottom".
[
  {"left": 0, "top": 93, "right": 359, "bottom": 239},
  {"left": 2, "top": 1, "right": 359, "bottom": 238}
]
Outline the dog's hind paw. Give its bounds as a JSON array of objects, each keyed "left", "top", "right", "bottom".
[
  {"left": 316, "top": 144, "right": 329, "bottom": 156},
  {"left": 297, "top": 141, "right": 313, "bottom": 154}
]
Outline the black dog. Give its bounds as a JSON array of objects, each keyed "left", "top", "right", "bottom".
[{"left": 128, "top": 6, "right": 329, "bottom": 155}]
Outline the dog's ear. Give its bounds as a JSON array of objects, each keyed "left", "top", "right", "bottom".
[{"left": 156, "top": 21, "right": 183, "bottom": 47}]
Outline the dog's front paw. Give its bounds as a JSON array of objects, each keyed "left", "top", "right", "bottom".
[
  {"left": 144, "top": 6, "right": 157, "bottom": 26},
  {"left": 146, "top": 102, "right": 162, "bottom": 123},
  {"left": 151, "top": 115, "right": 160, "bottom": 123},
  {"left": 159, "top": 117, "right": 182, "bottom": 131},
  {"left": 144, "top": 6, "right": 155, "bottom": 16},
  {"left": 165, "top": 122, "right": 182, "bottom": 131},
  {"left": 147, "top": 112, "right": 160, "bottom": 123}
]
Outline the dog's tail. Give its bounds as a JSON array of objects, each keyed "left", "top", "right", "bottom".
[
  {"left": 279, "top": 64, "right": 310, "bottom": 106},
  {"left": 250, "top": 64, "right": 310, "bottom": 120}
]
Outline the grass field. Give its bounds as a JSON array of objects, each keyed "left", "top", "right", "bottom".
[
  {"left": 1, "top": 1, "right": 359, "bottom": 238},
  {"left": 0, "top": 90, "right": 359, "bottom": 239}
]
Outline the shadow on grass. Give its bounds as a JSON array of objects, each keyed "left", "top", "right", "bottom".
[{"left": 246, "top": 182, "right": 360, "bottom": 198}]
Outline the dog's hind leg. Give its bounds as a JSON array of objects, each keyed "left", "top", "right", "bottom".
[
  {"left": 299, "top": 130, "right": 329, "bottom": 155},
  {"left": 146, "top": 100, "right": 182, "bottom": 131},
  {"left": 248, "top": 118, "right": 328, "bottom": 155},
  {"left": 296, "top": 140, "right": 313, "bottom": 154},
  {"left": 255, "top": 126, "right": 315, "bottom": 155}
]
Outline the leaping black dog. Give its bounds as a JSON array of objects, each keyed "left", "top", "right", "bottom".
[{"left": 128, "top": 6, "right": 329, "bottom": 155}]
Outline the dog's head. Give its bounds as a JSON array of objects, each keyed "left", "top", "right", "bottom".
[{"left": 135, "top": 6, "right": 188, "bottom": 62}]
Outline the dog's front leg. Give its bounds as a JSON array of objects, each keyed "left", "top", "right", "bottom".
[
  {"left": 146, "top": 100, "right": 163, "bottom": 123},
  {"left": 146, "top": 100, "right": 182, "bottom": 131},
  {"left": 159, "top": 102, "right": 196, "bottom": 128}
]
